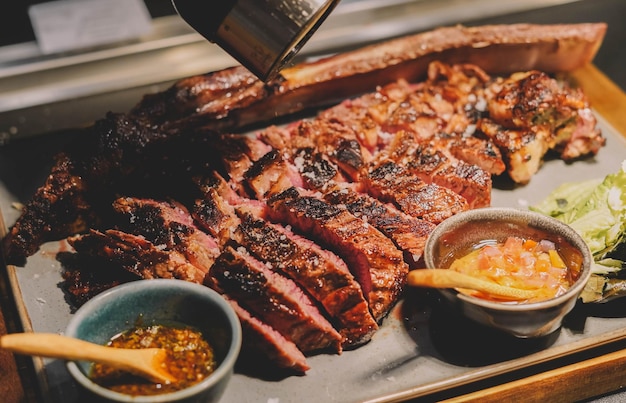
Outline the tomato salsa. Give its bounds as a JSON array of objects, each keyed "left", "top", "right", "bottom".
[
  {"left": 448, "top": 236, "right": 575, "bottom": 303},
  {"left": 90, "top": 324, "right": 216, "bottom": 396}
]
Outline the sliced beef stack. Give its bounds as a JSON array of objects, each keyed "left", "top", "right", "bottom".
[{"left": 4, "top": 61, "right": 604, "bottom": 373}]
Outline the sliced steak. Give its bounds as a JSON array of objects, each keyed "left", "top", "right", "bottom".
[
  {"left": 363, "top": 160, "right": 469, "bottom": 224},
  {"left": 478, "top": 120, "right": 550, "bottom": 185},
  {"left": 288, "top": 119, "right": 370, "bottom": 181},
  {"left": 193, "top": 180, "right": 377, "bottom": 346},
  {"left": 244, "top": 149, "right": 304, "bottom": 199},
  {"left": 317, "top": 80, "right": 414, "bottom": 151},
  {"left": 209, "top": 245, "right": 343, "bottom": 354},
  {"left": 68, "top": 229, "right": 206, "bottom": 283},
  {"left": 227, "top": 298, "right": 310, "bottom": 373},
  {"left": 383, "top": 131, "right": 492, "bottom": 208},
  {"left": 266, "top": 187, "right": 408, "bottom": 321},
  {"left": 291, "top": 147, "right": 345, "bottom": 191},
  {"left": 234, "top": 212, "right": 378, "bottom": 347},
  {"left": 323, "top": 186, "right": 435, "bottom": 268},
  {"left": 444, "top": 134, "right": 506, "bottom": 176},
  {"left": 559, "top": 107, "right": 605, "bottom": 160},
  {"left": 408, "top": 143, "right": 491, "bottom": 208},
  {"left": 111, "top": 197, "right": 220, "bottom": 276}
]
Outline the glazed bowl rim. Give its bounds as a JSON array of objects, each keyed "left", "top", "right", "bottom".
[
  {"left": 65, "top": 279, "right": 242, "bottom": 403},
  {"left": 424, "top": 206, "right": 593, "bottom": 312}
]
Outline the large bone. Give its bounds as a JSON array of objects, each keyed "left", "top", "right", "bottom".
[{"left": 132, "top": 23, "right": 606, "bottom": 132}]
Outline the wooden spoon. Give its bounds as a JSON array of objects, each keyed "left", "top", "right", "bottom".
[
  {"left": 0, "top": 333, "right": 177, "bottom": 384},
  {"left": 407, "top": 269, "right": 539, "bottom": 301}
]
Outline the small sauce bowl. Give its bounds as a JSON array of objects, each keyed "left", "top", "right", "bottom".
[
  {"left": 423, "top": 207, "right": 592, "bottom": 338},
  {"left": 65, "top": 279, "right": 242, "bottom": 402}
]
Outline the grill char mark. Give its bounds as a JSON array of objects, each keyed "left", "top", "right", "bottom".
[
  {"left": 209, "top": 245, "right": 343, "bottom": 354},
  {"left": 266, "top": 187, "right": 408, "bottom": 321},
  {"left": 323, "top": 186, "right": 435, "bottom": 269},
  {"left": 364, "top": 160, "right": 469, "bottom": 224},
  {"left": 235, "top": 212, "right": 378, "bottom": 347}
]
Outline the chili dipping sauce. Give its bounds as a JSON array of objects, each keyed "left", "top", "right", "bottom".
[{"left": 89, "top": 323, "right": 216, "bottom": 396}]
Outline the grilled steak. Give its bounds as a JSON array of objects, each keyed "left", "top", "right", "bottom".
[
  {"left": 68, "top": 229, "right": 206, "bottom": 283},
  {"left": 266, "top": 186, "right": 408, "bottom": 321},
  {"left": 111, "top": 197, "right": 221, "bottom": 276},
  {"left": 323, "top": 186, "right": 435, "bottom": 269},
  {"left": 363, "top": 160, "right": 469, "bottom": 224},
  {"left": 209, "top": 245, "right": 343, "bottom": 354},
  {"left": 382, "top": 130, "right": 492, "bottom": 208},
  {"left": 481, "top": 69, "right": 605, "bottom": 183},
  {"left": 243, "top": 148, "right": 304, "bottom": 199},
  {"left": 228, "top": 298, "right": 310, "bottom": 373},
  {"left": 235, "top": 212, "right": 378, "bottom": 347},
  {"left": 130, "top": 24, "right": 606, "bottom": 133},
  {"left": 193, "top": 181, "right": 377, "bottom": 347}
]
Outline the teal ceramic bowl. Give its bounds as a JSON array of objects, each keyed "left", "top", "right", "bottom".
[
  {"left": 65, "top": 279, "right": 242, "bottom": 403},
  {"left": 423, "top": 207, "right": 592, "bottom": 338}
]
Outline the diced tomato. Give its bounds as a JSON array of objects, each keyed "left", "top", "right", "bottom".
[
  {"left": 448, "top": 236, "right": 572, "bottom": 303},
  {"left": 523, "top": 239, "right": 538, "bottom": 250}
]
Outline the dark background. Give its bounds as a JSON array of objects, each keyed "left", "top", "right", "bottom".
[
  {"left": 1, "top": 0, "right": 623, "bottom": 90},
  {"left": 0, "top": 0, "right": 175, "bottom": 47}
]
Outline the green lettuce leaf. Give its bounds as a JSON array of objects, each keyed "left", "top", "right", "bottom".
[
  {"left": 531, "top": 161, "right": 626, "bottom": 303},
  {"left": 531, "top": 160, "right": 626, "bottom": 260},
  {"left": 531, "top": 178, "right": 602, "bottom": 221}
]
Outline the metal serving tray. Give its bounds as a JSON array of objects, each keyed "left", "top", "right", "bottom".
[{"left": 1, "top": 68, "right": 626, "bottom": 402}]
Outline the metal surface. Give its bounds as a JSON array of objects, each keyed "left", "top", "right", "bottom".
[
  {"left": 0, "top": 0, "right": 581, "bottom": 141},
  {"left": 173, "top": 0, "right": 341, "bottom": 81}
]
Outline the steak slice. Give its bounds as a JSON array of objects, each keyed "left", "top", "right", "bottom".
[
  {"left": 291, "top": 119, "right": 369, "bottom": 181},
  {"left": 227, "top": 298, "right": 310, "bottom": 373},
  {"left": 191, "top": 173, "right": 247, "bottom": 243},
  {"left": 266, "top": 186, "right": 408, "bottom": 321},
  {"left": 214, "top": 134, "right": 272, "bottom": 180},
  {"left": 259, "top": 120, "right": 370, "bottom": 183},
  {"left": 317, "top": 80, "right": 414, "bottom": 151},
  {"left": 363, "top": 160, "right": 469, "bottom": 224},
  {"left": 111, "top": 197, "right": 221, "bottom": 276},
  {"left": 209, "top": 245, "right": 343, "bottom": 354},
  {"left": 444, "top": 134, "right": 506, "bottom": 176},
  {"left": 290, "top": 147, "right": 345, "bottom": 191},
  {"left": 2, "top": 153, "right": 91, "bottom": 266},
  {"left": 323, "top": 186, "right": 435, "bottom": 269},
  {"left": 383, "top": 130, "right": 492, "bottom": 208},
  {"left": 234, "top": 212, "right": 378, "bottom": 347},
  {"left": 243, "top": 149, "right": 304, "bottom": 199},
  {"left": 68, "top": 229, "right": 206, "bottom": 283},
  {"left": 478, "top": 120, "right": 550, "bottom": 185}
]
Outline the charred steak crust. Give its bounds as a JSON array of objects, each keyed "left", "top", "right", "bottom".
[
  {"left": 266, "top": 187, "right": 408, "bottom": 322},
  {"left": 208, "top": 245, "right": 343, "bottom": 354},
  {"left": 130, "top": 24, "right": 606, "bottom": 133},
  {"left": 234, "top": 212, "right": 378, "bottom": 347}
]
